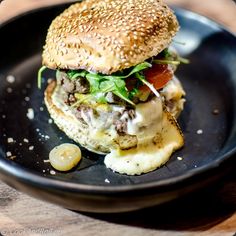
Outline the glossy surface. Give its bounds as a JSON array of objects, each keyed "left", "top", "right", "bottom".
[{"left": 0, "top": 4, "right": 236, "bottom": 212}]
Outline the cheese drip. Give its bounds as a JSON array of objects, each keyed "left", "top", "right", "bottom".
[
  {"left": 104, "top": 111, "right": 184, "bottom": 175},
  {"left": 126, "top": 96, "right": 163, "bottom": 145}
]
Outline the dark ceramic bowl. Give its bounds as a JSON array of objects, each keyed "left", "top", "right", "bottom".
[{"left": 0, "top": 3, "right": 236, "bottom": 213}]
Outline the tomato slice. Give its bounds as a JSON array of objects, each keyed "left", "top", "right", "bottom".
[{"left": 141, "top": 64, "right": 173, "bottom": 91}]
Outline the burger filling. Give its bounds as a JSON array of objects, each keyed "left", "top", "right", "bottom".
[
  {"left": 40, "top": 47, "right": 187, "bottom": 113},
  {"left": 39, "top": 48, "right": 187, "bottom": 149}
]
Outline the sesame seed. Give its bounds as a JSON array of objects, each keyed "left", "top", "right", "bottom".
[
  {"left": 50, "top": 170, "right": 56, "bottom": 175},
  {"left": 23, "top": 138, "right": 29, "bottom": 143}
]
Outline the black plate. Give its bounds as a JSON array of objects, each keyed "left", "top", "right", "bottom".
[{"left": 0, "top": 3, "right": 236, "bottom": 213}]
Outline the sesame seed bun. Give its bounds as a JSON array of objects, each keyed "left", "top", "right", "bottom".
[{"left": 42, "top": 0, "right": 179, "bottom": 74}]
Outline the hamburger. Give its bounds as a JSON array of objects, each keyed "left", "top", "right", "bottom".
[{"left": 39, "top": 0, "right": 187, "bottom": 175}]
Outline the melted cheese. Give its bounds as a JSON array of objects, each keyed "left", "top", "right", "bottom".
[
  {"left": 104, "top": 111, "right": 184, "bottom": 175},
  {"left": 52, "top": 82, "right": 184, "bottom": 175},
  {"left": 52, "top": 86, "right": 119, "bottom": 142},
  {"left": 126, "top": 97, "right": 163, "bottom": 145},
  {"left": 161, "top": 76, "right": 185, "bottom": 101}
]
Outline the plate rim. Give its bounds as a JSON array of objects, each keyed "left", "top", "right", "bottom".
[{"left": 0, "top": 3, "right": 236, "bottom": 195}]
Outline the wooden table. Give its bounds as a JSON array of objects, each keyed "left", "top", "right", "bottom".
[{"left": 0, "top": 1, "right": 236, "bottom": 235}]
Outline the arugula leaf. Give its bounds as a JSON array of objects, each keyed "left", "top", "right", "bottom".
[
  {"left": 64, "top": 61, "right": 174, "bottom": 106},
  {"left": 177, "top": 56, "right": 190, "bottom": 64},
  {"left": 98, "top": 78, "right": 135, "bottom": 105},
  {"left": 67, "top": 70, "right": 88, "bottom": 79},
  {"left": 112, "top": 62, "right": 152, "bottom": 79},
  {"left": 129, "top": 87, "right": 139, "bottom": 100},
  {"left": 153, "top": 59, "right": 181, "bottom": 65},
  {"left": 86, "top": 73, "right": 103, "bottom": 93},
  {"left": 94, "top": 92, "right": 107, "bottom": 104},
  {"left": 37, "top": 66, "right": 47, "bottom": 89},
  {"left": 172, "top": 39, "right": 187, "bottom": 45},
  {"left": 113, "top": 79, "right": 135, "bottom": 106},
  {"left": 68, "top": 62, "right": 151, "bottom": 106},
  {"left": 155, "top": 48, "right": 190, "bottom": 65},
  {"left": 160, "top": 48, "right": 172, "bottom": 58}
]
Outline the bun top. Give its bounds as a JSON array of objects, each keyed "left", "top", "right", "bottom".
[{"left": 42, "top": 0, "right": 179, "bottom": 74}]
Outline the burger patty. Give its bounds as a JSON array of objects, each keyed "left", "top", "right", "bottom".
[
  {"left": 74, "top": 103, "right": 135, "bottom": 134},
  {"left": 57, "top": 71, "right": 90, "bottom": 95}
]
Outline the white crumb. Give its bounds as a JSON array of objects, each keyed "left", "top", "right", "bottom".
[
  {"left": 6, "top": 75, "right": 15, "bottom": 83},
  {"left": 25, "top": 97, "right": 30, "bottom": 102},
  {"left": 26, "top": 108, "right": 34, "bottom": 120},
  {"left": 2, "top": 115, "right": 6, "bottom": 119},
  {"left": 105, "top": 179, "right": 110, "bottom": 183},
  {"left": 50, "top": 170, "right": 56, "bottom": 175},
  {"left": 177, "top": 156, "right": 183, "bottom": 161},
  {"left": 7, "top": 138, "right": 14, "bottom": 143},
  {"left": 48, "top": 119, "right": 53, "bottom": 124},
  {"left": 29, "top": 146, "right": 34, "bottom": 151},
  {"left": 40, "top": 107, "right": 44, "bottom": 111},
  {"left": 23, "top": 138, "right": 29, "bottom": 143},
  {"left": 7, "top": 87, "right": 13, "bottom": 93},
  {"left": 45, "top": 135, "right": 50, "bottom": 140},
  {"left": 36, "top": 128, "right": 40, "bottom": 132},
  {"left": 196, "top": 129, "right": 203, "bottom": 134},
  {"left": 43, "top": 160, "right": 50, "bottom": 163},
  {"left": 6, "top": 151, "right": 12, "bottom": 157}
]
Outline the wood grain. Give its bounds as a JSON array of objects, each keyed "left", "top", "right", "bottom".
[
  {"left": 0, "top": 0, "right": 236, "bottom": 235},
  {"left": 0, "top": 172, "right": 236, "bottom": 236}
]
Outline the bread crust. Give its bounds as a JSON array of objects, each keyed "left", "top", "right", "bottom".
[{"left": 42, "top": 0, "right": 179, "bottom": 74}]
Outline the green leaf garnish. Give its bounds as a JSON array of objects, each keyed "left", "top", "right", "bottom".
[
  {"left": 66, "top": 62, "right": 152, "bottom": 106},
  {"left": 177, "top": 56, "right": 190, "bottom": 64},
  {"left": 172, "top": 39, "right": 187, "bottom": 45},
  {"left": 153, "top": 59, "right": 181, "bottom": 65},
  {"left": 37, "top": 66, "right": 47, "bottom": 89},
  {"left": 67, "top": 70, "right": 88, "bottom": 79},
  {"left": 155, "top": 48, "right": 190, "bottom": 65}
]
